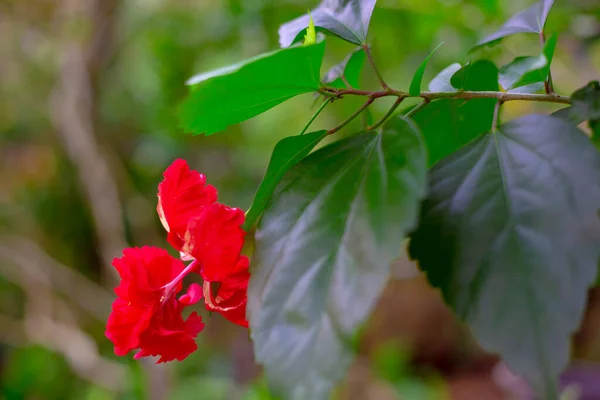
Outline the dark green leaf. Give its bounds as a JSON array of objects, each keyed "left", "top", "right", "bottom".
[
  {"left": 413, "top": 60, "right": 499, "bottom": 166},
  {"left": 179, "top": 42, "right": 326, "bottom": 135},
  {"left": 449, "top": 61, "right": 472, "bottom": 90},
  {"left": 279, "top": 0, "right": 377, "bottom": 47},
  {"left": 499, "top": 34, "right": 557, "bottom": 91},
  {"left": 249, "top": 117, "right": 427, "bottom": 400},
  {"left": 476, "top": 0, "right": 555, "bottom": 47},
  {"left": 409, "top": 43, "right": 444, "bottom": 96},
  {"left": 428, "top": 63, "right": 462, "bottom": 92},
  {"left": 409, "top": 114, "right": 600, "bottom": 399},
  {"left": 570, "top": 81, "right": 600, "bottom": 121},
  {"left": 553, "top": 81, "right": 600, "bottom": 141},
  {"left": 322, "top": 47, "right": 366, "bottom": 89},
  {"left": 243, "top": 130, "right": 328, "bottom": 231},
  {"left": 551, "top": 107, "right": 585, "bottom": 125}
]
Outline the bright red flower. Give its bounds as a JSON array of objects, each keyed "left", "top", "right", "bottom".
[
  {"left": 203, "top": 256, "right": 249, "bottom": 328},
  {"left": 105, "top": 247, "right": 205, "bottom": 363},
  {"left": 182, "top": 203, "right": 246, "bottom": 282},
  {"left": 108, "top": 159, "right": 252, "bottom": 364},
  {"left": 157, "top": 159, "right": 217, "bottom": 254}
]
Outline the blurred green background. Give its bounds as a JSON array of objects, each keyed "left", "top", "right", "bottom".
[{"left": 1, "top": 0, "right": 599, "bottom": 399}]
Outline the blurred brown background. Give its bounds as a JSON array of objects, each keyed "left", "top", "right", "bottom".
[{"left": 1, "top": 0, "right": 600, "bottom": 399}]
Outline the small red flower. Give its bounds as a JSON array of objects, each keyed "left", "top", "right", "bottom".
[
  {"left": 182, "top": 203, "right": 246, "bottom": 282},
  {"left": 157, "top": 159, "right": 218, "bottom": 254},
  {"left": 203, "top": 256, "right": 250, "bottom": 328},
  {"left": 105, "top": 247, "right": 204, "bottom": 363}
]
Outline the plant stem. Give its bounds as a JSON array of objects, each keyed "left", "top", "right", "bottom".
[
  {"left": 405, "top": 99, "right": 430, "bottom": 119},
  {"left": 301, "top": 98, "right": 330, "bottom": 135},
  {"left": 367, "top": 96, "right": 406, "bottom": 131},
  {"left": 320, "top": 86, "right": 570, "bottom": 104},
  {"left": 327, "top": 98, "right": 374, "bottom": 135},
  {"left": 363, "top": 44, "right": 388, "bottom": 90},
  {"left": 492, "top": 100, "right": 503, "bottom": 131},
  {"left": 540, "top": 31, "right": 555, "bottom": 94}
]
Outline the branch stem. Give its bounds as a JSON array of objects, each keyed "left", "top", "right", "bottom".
[
  {"left": 327, "top": 98, "right": 374, "bottom": 135},
  {"left": 363, "top": 44, "right": 388, "bottom": 90},
  {"left": 320, "top": 87, "right": 570, "bottom": 104},
  {"left": 301, "top": 98, "right": 330, "bottom": 135},
  {"left": 540, "top": 31, "right": 555, "bottom": 94},
  {"left": 405, "top": 99, "right": 430, "bottom": 119},
  {"left": 492, "top": 100, "right": 503, "bottom": 131},
  {"left": 367, "top": 96, "right": 406, "bottom": 131}
]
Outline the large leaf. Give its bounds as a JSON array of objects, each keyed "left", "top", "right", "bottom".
[
  {"left": 498, "top": 33, "right": 557, "bottom": 92},
  {"left": 243, "top": 130, "right": 328, "bottom": 231},
  {"left": 322, "top": 47, "right": 366, "bottom": 89},
  {"left": 409, "top": 114, "right": 600, "bottom": 399},
  {"left": 476, "top": 0, "right": 555, "bottom": 47},
  {"left": 279, "top": 0, "right": 377, "bottom": 47},
  {"left": 248, "top": 117, "right": 427, "bottom": 400},
  {"left": 409, "top": 42, "right": 444, "bottom": 96},
  {"left": 428, "top": 63, "right": 462, "bottom": 92},
  {"left": 179, "top": 41, "right": 326, "bottom": 135},
  {"left": 413, "top": 60, "right": 499, "bottom": 166}
]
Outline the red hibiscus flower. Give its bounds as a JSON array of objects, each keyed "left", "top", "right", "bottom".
[
  {"left": 105, "top": 247, "right": 204, "bottom": 363},
  {"left": 107, "top": 159, "right": 251, "bottom": 364}
]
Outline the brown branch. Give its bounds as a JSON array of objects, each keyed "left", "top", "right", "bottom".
[
  {"left": 327, "top": 98, "right": 375, "bottom": 135},
  {"left": 321, "top": 87, "right": 571, "bottom": 105}
]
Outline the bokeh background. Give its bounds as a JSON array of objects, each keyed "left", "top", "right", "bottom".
[{"left": 1, "top": 0, "right": 600, "bottom": 399}]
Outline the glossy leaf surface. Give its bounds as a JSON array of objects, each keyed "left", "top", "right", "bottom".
[
  {"left": 249, "top": 117, "right": 427, "bottom": 400},
  {"left": 498, "top": 33, "right": 556, "bottom": 91},
  {"left": 179, "top": 42, "right": 326, "bottom": 135},
  {"left": 476, "top": 0, "right": 555, "bottom": 47},
  {"left": 413, "top": 60, "right": 499, "bottom": 166},
  {"left": 410, "top": 114, "right": 600, "bottom": 399},
  {"left": 243, "top": 130, "right": 328, "bottom": 230},
  {"left": 428, "top": 63, "right": 462, "bottom": 92},
  {"left": 279, "top": 0, "right": 377, "bottom": 47}
]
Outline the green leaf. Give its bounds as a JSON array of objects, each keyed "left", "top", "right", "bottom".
[
  {"left": 428, "top": 63, "right": 462, "bottom": 92},
  {"left": 249, "top": 117, "right": 427, "bottom": 400},
  {"left": 570, "top": 81, "right": 600, "bottom": 121},
  {"left": 243, "top": 130, "right": 328, "bottom": 231},
  {"left": 409, "top": 43, "right": 444, "bottom": 96},
  {"left": 409, "top": 114, "right": 600, "bottom": 400},
  {"left": 449, "top": 61, "right": 473, "bottom": 90},
  {"left": 499, "top": 33, "right": 557, "bottom": 91},
  {"left": 413, "top": 60, "right": 499, "bottom": 166},
  {"left": 279, "top": 0, "right": 377, "bottom": 47},
  {"left": 553, "top": 81, "right": 600, "bottom": 142},
  {"left": 322, "top": 47, "right": 366, "bottom": 89},
  {"left": 179, "top": 41, "right": 326, "bottom": 135},
  {"left": 476, "top": 0, "right": 555, "bottom": 47}
]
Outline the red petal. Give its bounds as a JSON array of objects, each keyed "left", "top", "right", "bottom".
[
  {"left": 182, "top": 203, "right": 246, "bottom": 282},
  {"left": 157, "top": 159, "right": 218, "bottom": 252},
  {"left": 134, "top": 297, "right": 205, "bottom": 363},
  {"left": 203, "top": 256, "right": 249, "bottom": 328},
  {"left": 213, "top": 300, "right": 248, "bottom": 328},
  {"left": 112, "top": 247, "right": 185, "bottom": 304},
  {"left": 105, "top": 299, "right": 154, "bottom": 356},
  {"left": 178, "top": 283, "right": 203, "bottom": 306}
]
